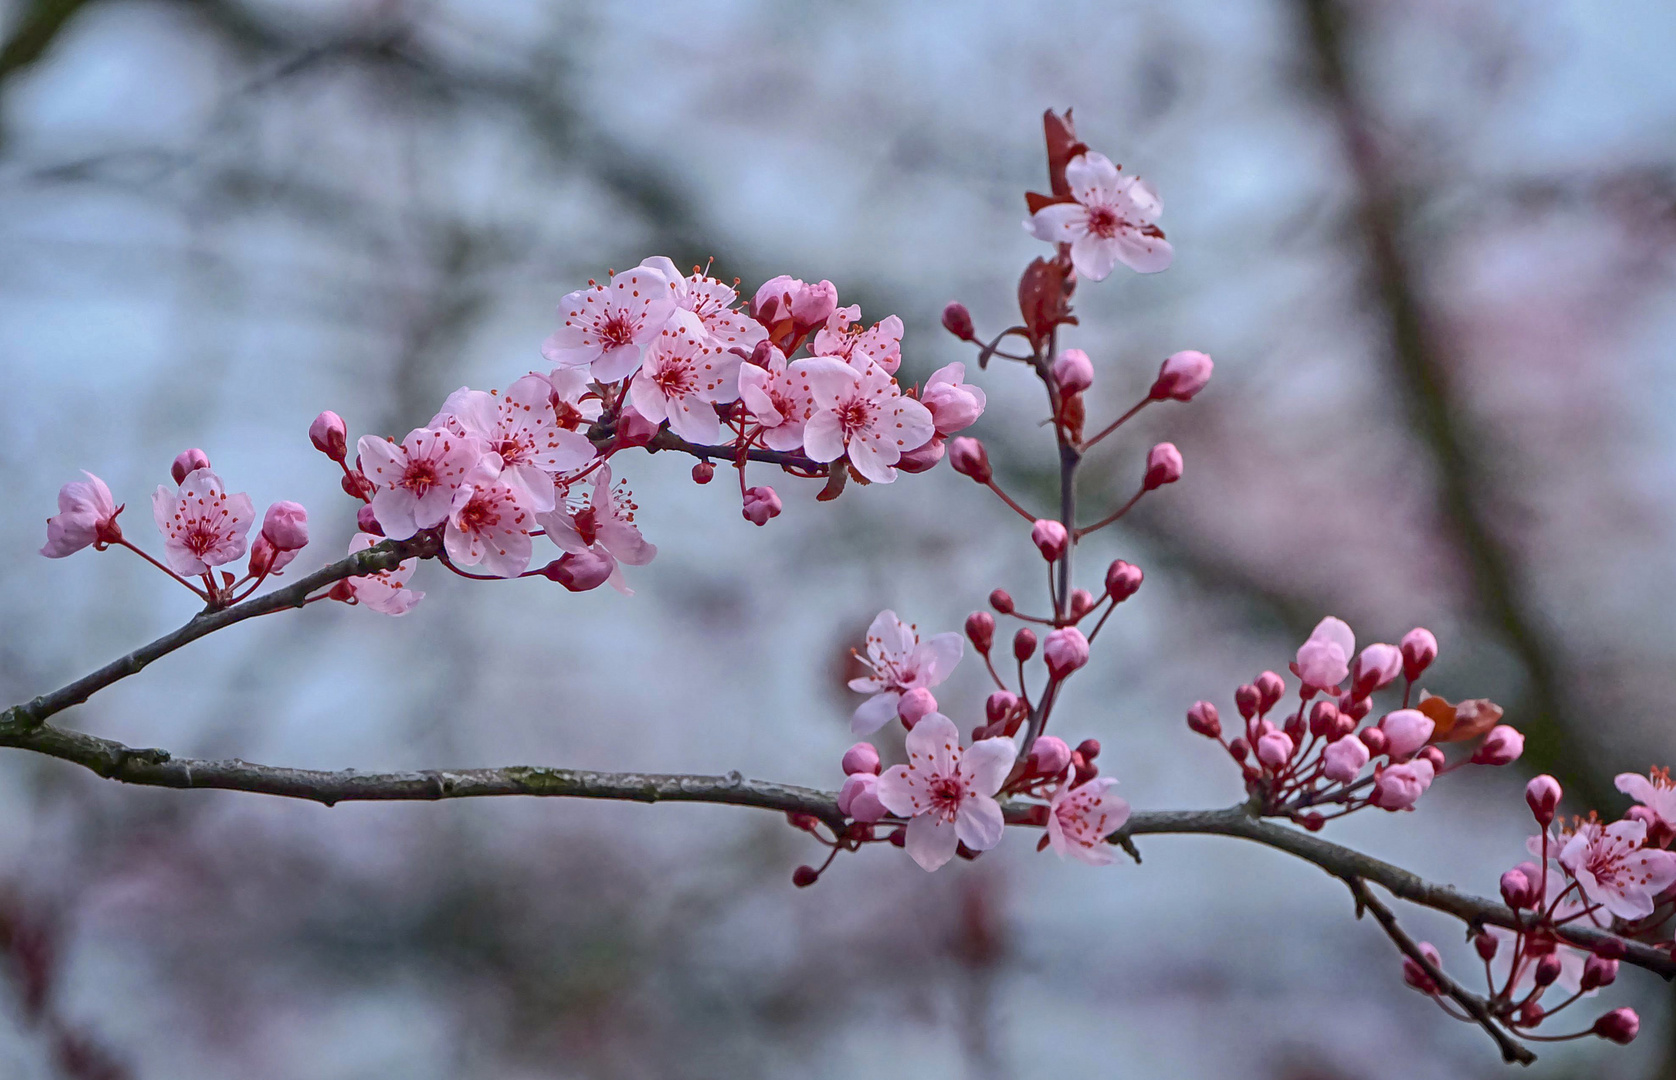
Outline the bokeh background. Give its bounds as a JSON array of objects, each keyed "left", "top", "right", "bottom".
[{"left": 2, "top": 1, "right": 1674, "bottom": 1077}]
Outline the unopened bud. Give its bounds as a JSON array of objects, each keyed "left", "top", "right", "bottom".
[
  {"left": 942, "top": 302, "right": 975, "bottom": 341},
  {"left": 1401, "top": 627, "right": 1438, "bottom": 681},
  {"left": 692, "top": 461, "right": 715, "bottom": 484},
  {"left": 1309, "top": 700, "right": 1341, "bottom": 739},
  {"left": 357, "top": 504, "right": 383, "bottom": 535},
  {"left": 792, "top": 865, "right": 819, "bottom": 888},
  {"left": 742, "top": 485, "right": 782, "bottom": 526},
  {"left": 1595, "top": 1007, "right": 1640, "bottom": 1045},
  {"left": 1013, "top": 628, "right": 1037, "bottom": 662},
  {"left": 1051, "top": 349, "right": 1093, "bottom": 395},
  {"left": 985, "top": 691, "right": 1018, "bottom": 725},
  {"left": 1526, "top": 774, "right": 1562, "bottom": 826},
  {"left": 537, "top": 551, "right": 615, "bottom": 592},
  {"left": 1187, "top": 701, "right": 1221, "bottom": 738},
  {"left": 895, "top": 436, "right": 945, "bottom": 474},
  {"left": 1235, "top": 684, "right": 1260, "bottom": 720},
  {"left": 171, "top": 448, "right": 210, "bottom": 485},
  {"left": 949, "top": 437, "right": 992, "bottom": 483},
  {"left": 897, "top": 687, "right": 937, "bottom": 727},
  {"left": 1518, "top": 1002, "right": 1545, "bottom": 1028},
  {"left": 1031, "top": 518, "right": 1068, "bottom": 561},
  {"left": 1149, "top": 350, "right": 1213, "bottom": 402},
  {"left": 1028, "top": 735, "right": 1072, "bottom": 776},
  {"left": 989, "top": 588, "right": 1014, "bottom": 614},
  {"left": 1534, "top": 953, "right": 1563, "bottom": 988},
  {"left": 1075, "top": 738, "right": 1100, "bottom": 762},
  {"left": 1228, "top": 737, "right": 1250, "bottom": 761},
  {"left": 1471, "top": 725, "right": 1524, "bottom": 766},
  {"left": 1068, "top": 588, "right": 1097, "bottom": 619},
  {"left": 616, "top": 406, "right": 660, "bottom": 447},
  {"left": 341, "top": 470, "right": 374, "bottom": 502},
  {"left": 1500, "top": 868, "right": 1535, "bottom": 910},
  {"left": 1359, "top": 726, "right": 1388, "bottom": 755},
  {"left": 1105, "top": 559, "right": 1143, "bottom": 602},
  {"left": 1257, "top": 731, "right": 1295, "bottom": 769},
  {"left": 261, "top": 500, "right": 309, "bottom": 552},
  {"left": 309, "top": 411, "right": 348, "bottom": 462},
  {"left": 842, "top": 742, "right": 881, "bottom": 776},
  {"left": 1143, "top": 442, "right": 1183, "bottom": 490},
  {"left": 1255, "top": 671, "right": 1286, "bottom": 713},
  {"left": 965, "top": 611, "right": 995, "bottom": 653},
  {"left": 1474, "top": 932, "right": 1498, "bottom": 962},
  {"left": 1582, "top": 954, "right": 1619, "bottom": 991}
]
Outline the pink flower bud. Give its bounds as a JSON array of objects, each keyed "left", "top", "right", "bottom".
[
  {"left": 1526, "top": 775, "right": 1562, "bottom": 826},
  {"left": 341, "top": 470, "right": 374, "bottom": 502},
  {"left": 1595, "top": 1007, "right": 1640, "bottom": 1045},
  {"left": 897, "top": 687, "right": 937, "bottom": 727},
  {"left": 842, "top": 742, "right": 881, "bottom": 776},
  {"left": 1051, "top": 349, "right": 1093, "bottom": 395},
  {"left": 1044, "top": 627, "right": 1090, "bottom": 679},
  {"left": 985, "top": 691, "right": 1019, "bottom": 725},
  {"left": 539, "top": 551, "right": 615, "bottom": 592},
  {"left": 1255, "top": 671, "right": 1286, "bottom": 713},
  {"left": 1474, "top": 932, "right": 1498, "bottom": 961},
  {"left": 792, "top": 865, "right": 819, "bottom": 887},
  {"left": 1105, "top": 559, "right": 1143, "bottom": 602},
  {"left": 1031, "top": 518, "right": 1068, "bottom": 561},
  {"left": 1068, "top": 588, "right": 1097, "bottom": 619},
  {"left": 1373, "top": 760, "right": 1432, "bottom": 810},
  {"left": 1400, "top": 627, "right": 1438, "bottom": 681},
  {"left": 357, "top": 504, "right": 383, "bottom": 535},
  {"left": 1351, "top": 643, "right": 1403, "bottom": 699},
  {"left": 1308, "top": 700, "right": 1341, "bottom": 738},
  {"left": 1186, "top": 701, "right": 1221, "bottom": 738},
  {"left": 1234, "top": 684, "right": 1260, "bottom": 720},
  {"left": 1359, "top": 726, "right": 1388, "bottom": 755},
  {"left": 1534, "top": 953, "right": 1564, "bottom": 988},
  {"left": 1322, "top": 735, "right": 1370, "bottom": 784},
  {"left": 309, "top": 411, "right": 348, "bottom": 462},
  {"left": 1143, "top": 442, "right": 1184, "bottom": 491},
  {"left": 1582, "top": 954, "right": 1619, "bottom": 991},
  {"left": 1418, "top": 745, "right": 1446, "bottom": 772},
  {"left": 838, "top": 773, "right": 888, "bottom": 823},
  {"left": 791, "top": 279, "right": 837, "bottom": 328},
  {"left": 616, "top": 406, "right": 660, "bottom": 447},
  {"left": 1499, "top": 868, "right": 1534, "bottom": 909},
  {"left": 1013, "top": 628, "right": 1037, "bottom": 661},
  {"left": 1257, "top": 731, "right": 1295, "bottom": 770},
  {"left": 261, "top": 500, "right": 309, "bottom": 552},
  {"left": 989, "top": 588, "right": 1015, "bottom": 614},
  {"left": 949, "top": 437, "right": 993, "bottom": 484},
  {"left": 1071, "top": 751, "right": 1097, "bottom": 786},
  {"left": 1076, "top": 738, "right": 1100, "bottom": 761},
  {"left": 1028, "top": 735, "right": 1072, "bottom": 776},
  {"left": 942, "top": 302, "right": 975, "bottom": 341},
  {"left": 1149, "top": 350, "right": 1213, "bottom": 402},
  {"left": 742, "top": 485, "right": 782, "bottom": 526},
  {"left": 1228, "top": 737, "right": 1249, "bottom": 761},
  {"left": 965, "top": 611, "right": 995, "bottom": 653},
  {"left": 247, "top": 534, "right": 278, "bottom": 578},
  {"left": 1402, "top": 942, "right": 1443, "bottom": 995},
  {"left": 692, "top": 461, "right": 715, "bottom": 484},
  {"left": 895, "top": 436, "right": 945, "bottom": 473},
  {"left": 1470, "top": 725, "right": 1524, "bottom": 766},
  {"left": 171, "top": 448, "right": 211, "bottom": 486},
  {"left": 1380, "top": 709, "right": 1435, "bottom": 759}
]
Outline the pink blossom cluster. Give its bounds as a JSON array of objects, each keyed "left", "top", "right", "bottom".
[{"left": 1185, "top": 618, "right": 1526, "bottom": 825}]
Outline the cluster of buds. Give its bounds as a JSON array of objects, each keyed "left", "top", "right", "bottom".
[
  {"left": 1186, "top": 618, "right": 1525, "bottom": 826},
  {"left": 1402, "top": 771, "right": 1676, "bottom": 1048}
]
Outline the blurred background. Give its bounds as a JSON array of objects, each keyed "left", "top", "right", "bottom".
[{"left": 1, "top": 0, "right": 1673, "bottom": 1077}]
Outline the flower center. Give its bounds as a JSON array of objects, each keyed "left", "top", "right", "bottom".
[
  {"left": 497, "top": 437, "right": 528, "bottom": 466},
  {"left": 652, "top": 360, "right": 697, "bottom": 399},
  {"left": 552, "top": 397, "right": 586, "bottom": 431},
  {"left": 573, "top": 505, "right": 599, "bottom": 547},
  {"left": 401, "top": 459, "right": 438, "bottom": 496},
  {"left": 460, "top": 493, "right": 499, "bottom": 533},
  {"left": 928, "top": 775, "right": 965, "bottom": 820},
  {"left": 598, "top": 311, "right": 637, "bottom": 347},
  {"left": 182, "top": 522, "right": 221, "bottom": 557},
  {"left": 836, "top": 395, "right": 876, "bottom": 437},
  {"left": 1086, "top": 205, "right": 1121, "bottom": 239}
]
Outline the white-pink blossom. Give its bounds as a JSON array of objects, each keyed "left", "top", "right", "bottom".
[
  {"left": 630, "top": 312, "right": 743, "bottom": 444},
  {"left": 1294, "top": 616, "right": 1354, "bottom": 691},
  {"left": 738, "top": 351, "right": 842, "bottom": 452},
  {"left": 1559, "top": 818, "right": 1676, "bottom": 921},
  {"left": 639, "top": 257, "right": 766, "bottom": 354},
  {"left": 542, "top": 267, "right": 678, "bottom": 383},
  {"left": 358, "top": 427, "right": 485, "bottom": 540},
  {"left": 1046, "top": 777, "right": 1131, "bottom": 866},
  {"left": 875, "top": 714, "right": 1017, "bottom": 872},
  {"left": 343, "top": 532, "right": 423, "bottom": 615},
  {"left": 432, "top": 375, "right": 596, "bottom": 511},
  {"left": 536, "top": 465, "right": 655, "bottom": 594},
  {"left": 812, "top": 304, "right": 904, "bottom": 375},
  {"left": 150, "top": 468, "right": 255, "bottom": 576},
  {"left": 919, "top": 361, "right": 987, "bottom": 436},
  {"left": 847, "top": 609, "right": 963, "bottom": 735},
  {"left": 1616, "top": 770, "right": 1676, "bottom": 834},
  {"left": 1026, "top": 151, "right": 1172, "bottom": 279},
  {"left": 42, "top": 471, "right": 120, "bottom": 558},
  {"left": 444, "top": 457, "right": 535, "bottom": 579},
  {"left": 803, "top": 360, "right": 935, "bottom": 484},
  {"left": 542, "top": 367, "right": 605, "bottom": 435}
]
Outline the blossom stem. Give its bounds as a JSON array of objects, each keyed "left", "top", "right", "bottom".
[
  {"left": 1074, "top": 487, "right": 1145, "bottom": 540},
  {"left": 1080, "top": 396, "right": 1151, "bottom": 451},
  {"left": 983, "top": 479, "right": 1039, "bottom": 524},
  {"left": 114, "top": 539, "right": 208, "bottom": 599}
]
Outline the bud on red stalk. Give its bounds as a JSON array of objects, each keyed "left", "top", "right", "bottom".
[
  {"left": 357, "top": 505, "right": 383, "bottom": 535},
  {"left": 1149, "top": 350, "right": 1213, "bottom": 402},
  {"left": 1526, "top": 774, "right": 1562, "bottom": 826},
  {"left": 1418, "top": 746, "right": 1446, "bottom": 772},
  {"left": 1234, "top": 684, "right": 1260, "bottom": 721},
  {"left": 1076, "top": 738, "right": 1100, "bottom": 761},
  {"left": 309, "top": 411, "right": 348, "bottom": 462},
  {"left": 895, "top": 436, "right": 945, "bottom": 474},
  {"left": 1401, "top": 627, "right": 1438, "bottom": 681},
  {"left": 1309, "top": 700, "right": 1340, "bottom": 739},
  {"left": 742, "top": 485, "right": 782, "bottom": 526},
  {"left": 942, "top": 302, "right": 975, "bottom": 341},
  {"left": 1471, "top": 725, "right": 1524, "bottom": 766},
  {"left": 1028, "top": 735, "right": 1072, "bottom": 776},
  {"left": 1518, "top": 1002, "right": 1545, "bottom": 1027},
  {"left": 965, "top": 611, "right": 995, "bottom": 653},
  {"left": 1045, "top": 628, "right": 1090, "bottom": 679},
  {"left": 691, "top": 462, "right": 714, "bottom": 484},
  {"left": 1051, "top": 349, "right": 1094, "bottom": 395},
  {"left": 1186, "top": 701, "right": 1221, "bottom": 738},
  {"left": 1143, "top": 442, "right": 1183, "bottom": 490},
  {"left": 1534, "top": 953, "right": 1563, "bottom": 988},
  {"left": 1013, "top": 628, "right": 1037, "bottom": 662},
  {"left": 949, "top": 437, "right": 993, "bottom": 484},
  {"left": 171, "top": 448, "right": 211, "bottom": 485},
  {"left": 989, "top": 589, "right": 1014, "bottom": 614},
  {"left": 898, "top": 688, "right": 937, "bottom": 727},
  {"left": 341, "top": 470, "right": 375, "bottom": 502},
  {"left": 1228, "top": 737, "right": 1249, "bottom": 762},
  {"left": 1474, "top": 932, "right": 1498, "bottom": 961},
  {"left": 1068, "top": 588, "right": 1096, "bottom": 619},
  {"left": 1359, "top": 726, "right": 1388, "bottom": 755},
  {"left": 1582, "top": 954, "right": 1619, "bottom": 991},
  {"left": 538, "top": 551, "right": 614, "bottom": 592},
  {"left": 1595, "top": 1007, "right": 1640, "bottom": 1044},
  {"left": 841, "top": 743, "right": 881, "bottom": 776},
  {"left": 792, "top": 865, "right": 819, "bottom": 888},
  {"left": 1255, "top": 671, "right": 1285, "bottom": 713},
  {"left": 1105, "top": 560, "right": 1143, "bottom": 601},
  {"left": 1500, "top": 868, "right": 1535, "bottom": 909},
  {"left": 1031, "top": 518, "right": 1068, "bottom": 561},
  {"left": 985, "top": 691, "right": 1018, "bottom": 725}
]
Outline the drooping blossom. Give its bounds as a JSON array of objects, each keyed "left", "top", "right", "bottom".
[
  {"left": 847, "top": 609, "right": 963, "bottom": 734},
  {"left": 874, "top": 713, "right": 1017, "bottom": 872},
  {"left": 542, "top": 367, "right": 605, "bottom": 434},
  {"left": 432, "top": 375, "right": 596, "bottom": 510},
  {"left": 42, "top": 472, "right": 121, "bottom": 557},
  {"left": 812, "top": 304, "right": 904, "bottom": 374},
  {"left": 741, "top": 485, "right": 782, "bottom": 526},
  {"left": 919, "top": 362, "right": 987, "bottom": 436},
  {"left": 1294, "top": 616, "right": 1354, "bottom": 691},
  {"left": 1045, "top": 777, "right": 1131, "bottom": 866},
  {"left": 1616, "top": 769, "right": 1676, "bottom": 834},
  {"left": 630, "top": 312, "right": 743, "bottom": 444},
  {"left": 1559, "top": 818, "right": 1676, "bottom": 920},
  {"left": 542, "top": 266, "right": 678, "bottom": 383},
  {"left": 803, "top": 360, "right": 936, "bottom": 484},
  {"left": 358, "top": 427, "right": 485, "bottom": 539},
  {"left": 342, "top": 532, "right": 422, "bottom": 615},
  {"left": 1322, "top": 735, "right": 1371, "bottom": 784},
  {"left": 444, "top": 457, "right": 535, "bottom": 579},
  {"left": 150, "top": 468, "right": 255, "bottom": 576},
  {"left": 1026, "top": 151, "right": 1172, "bottom": 279},
  {"left": 750, "top": 275, "right": 837, "bottom": 352},
  {"left": 739, "top": 351, "right": 843, "bottom": 452},
  {"left": 639, "top": 257, "right": 766, "bottom": 354},
  {"left": 535, "top": 465, "right": 655, "bottom": 594}
]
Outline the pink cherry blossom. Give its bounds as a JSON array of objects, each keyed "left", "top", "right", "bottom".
[
  {"left": 838, "top": 772, "right": 888, "bottom": 824},
  {"left": 255, "top": 500, "right": 309, "bottom": 574},
  {"left": 444, "top": 458, "right": 535, "bottom": 579},
  {"left": 1046, "top": 777, "right": 1131, "bottom": 866},
  {"left": 1372, "top": 758, "right": 1434, "bottom": 811},
  {"left": 1322, "top": 735, "right": 1371, "bottom": 784},
  {"left": 812, "top": 304, "right": 904, "bottom": 375},
  {"left": 1615, "top": 769, "right": 1676, "bottom": 834},
  {"left": 1257, "top": 731, "right": 1295, "bottom": 770},
  {"left": 536, "top": 465, "right": 655, "bottom": 594},
  {"left": 639, "top": 257, "right": 766, "bottom": 354},
  {"left": 1351, "top": 643, "right": 1403, "bottom": 697},
  {"left": 1149, "top": 350, "right": 1213, "bottom": 401},
  {"left": 847, "top": 609, "right": 964, "bottom": 735},
  {"left": 739, "top": 350, "right": 837, "bottom": 452},
  {"left": 358, "top": 427, "right": 485, "bottom": 540},
  {"left": 1026, "top": 151, "right": 1172, "bottom": 279},
  {"left": 432, "top": 375, "right": 596, "bottom": 510},
  {"left": 1295, "top": 616, "right": 1354, "bottom": 691},
  {"left": 803, "top": 360, "right": 935, "bottom": 484},
  {"left": 1559, "top": 818, "right": 1676, "bottom": 920},
  {"left": 751, "top": 275, "right": 838, "bottom": 349},
  {"left": 630, "top": 312, "right": 743, "bottom": 444},
  {"left": 542, "top": 368, "right": 606, "bottom": 434},
  {"left": 920, "top": 362, "right": 987, "bottom": 436},
  {"left": 42, "top": 471, "right": 121, "bottom": 558},
  {"left": 542, "top": 266, "right": 678, "bottom": 383},
  {"left": 1380, "top": 708, "right": 1435, "bottom": 759},
  {"left": 875, "top": 713, "right": 1017, "bottom": 871},
  {"left": 150, "top": 468, "right": 255, "bottom": 576},
  {"left": 342, "top": 532, "right": 423, "bottom": 615}
]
